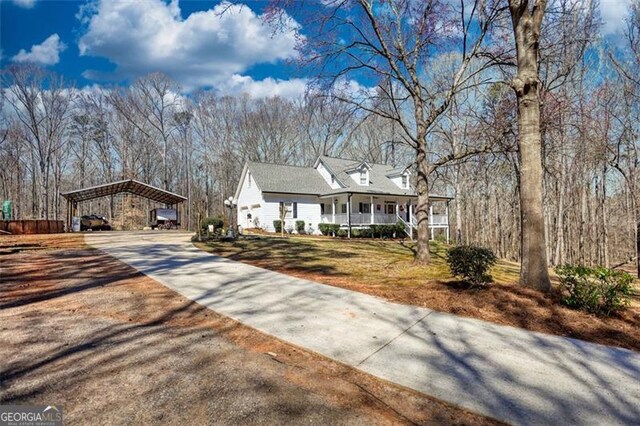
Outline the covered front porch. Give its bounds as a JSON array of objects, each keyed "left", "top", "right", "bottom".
[{"left": 318, "top": 193, "right": 450, "bottom": 240}]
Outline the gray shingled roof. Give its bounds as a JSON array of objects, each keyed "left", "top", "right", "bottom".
[
  {"left": 318, "top": 156, "right": 417, "bottom": 197},
  {"left": 246, "top": 157, "right": 453, "bottom": 199},
  {"left": 247, "top": 161, "right": 331, "bottom": 194}
]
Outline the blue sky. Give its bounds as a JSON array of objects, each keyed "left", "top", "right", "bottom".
[
  {"left": 0, "top": 0, "right": 632, "bottom": 96},
  {"left": 1, "top": 0, "right": 309, "bottom": 96}
]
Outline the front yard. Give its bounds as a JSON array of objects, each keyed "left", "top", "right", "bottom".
[{"left": 196, "top": 236, "right": 640, "bottom": 351}]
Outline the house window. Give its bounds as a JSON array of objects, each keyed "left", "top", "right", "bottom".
[
  {"left": 360, "top": 171, "right": 367, "bottom": 185},
  {"left": 359, "top": 203, "right": 371, "bottom": 214},
  {"left": 401, "top": 175, "right": 407, "bottom": 188},
  {"left": 340, "top": 203, "right": 347, "bottom": 214},
  {"left": 280, "top": 202, "right": 297, "bottom": 219},
  {"left": 248, "top": 172, "right": 252, "bottom": 188}
]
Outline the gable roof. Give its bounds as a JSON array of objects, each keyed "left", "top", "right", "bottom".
[
  {"left": 246, "top": 161, "right": 331, "bottom": 195},
  {"left": 61, "top": 179, "right": 186, "bottom": 205},
  {"left": 385, "top": 166, "right": 411, "bottom": 177},
  {"left": 318, "top": 156, "right": 416, "bottom": 196},
  {"left": 243, "top": 156, "right": 453, "bottom": 200}
]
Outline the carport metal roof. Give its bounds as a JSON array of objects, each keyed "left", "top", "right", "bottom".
[{"left": 61, "top": 179, "right": 187, "bottom": 205}]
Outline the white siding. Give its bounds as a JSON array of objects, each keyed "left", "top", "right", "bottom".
[
  {"left": 236, "top": 169, "right": 265, "bottom": 229},
  {"left": 262, "top": 193, "right": 322, "bottom": 234},
  {"left": 316, "top": 161, "right": 342, "bottom": 189},
  {"left": 389, "top": 175, "right": 409, "bottom": 189},
  {"left": 349, "top": 168, "right": 369, "bottom": 186}
]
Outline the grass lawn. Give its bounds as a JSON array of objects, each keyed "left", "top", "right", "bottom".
[{"left": 196, "top": 235, "right": 640, "bottom": 351}]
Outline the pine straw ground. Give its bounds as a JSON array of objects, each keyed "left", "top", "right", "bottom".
[{"left": 197, "top": 235, "right": 640, "bottom": 352}]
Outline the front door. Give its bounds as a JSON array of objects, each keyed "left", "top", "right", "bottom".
[{"left": 385, "top": 203, "right": 395, "bottom": 215}]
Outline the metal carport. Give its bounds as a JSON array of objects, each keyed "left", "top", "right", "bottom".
[{"left": 61, "top": 179, "right": 187, "bottom": 231}]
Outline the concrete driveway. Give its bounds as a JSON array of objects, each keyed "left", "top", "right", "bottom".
[{"left": 86, "top": 231, "right": 640, "bottom": 425}]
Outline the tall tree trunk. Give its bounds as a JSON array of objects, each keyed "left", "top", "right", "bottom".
[
  {"left": 554, "top": 156, "right": 566, "bottom": 265},
  {"left": 510, "top": 0, "right": 551, "bottom": 291},
  {"left": 414, "top": 147, "right": 431, "bottom": 264},
  {"left": 600, "top": 167, "right": 609, "bottom": 267}
]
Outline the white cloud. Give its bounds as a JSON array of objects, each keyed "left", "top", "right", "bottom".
[
  {"left": 600, "top": 0, "right": 631, "bottom": 35},
  {"left": 218, "top": 75, "right": 308, "bottom": 99},
  {"left": 12, "top": 0, "right": 36, "bottom": 9},
  {"left": 12, "top": 33, "right": 66, "bottom": 65},
  {"left": 77, "top": 0, "right": 303, "bottom": 93}
]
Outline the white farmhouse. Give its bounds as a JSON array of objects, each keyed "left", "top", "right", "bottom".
[{"left": 234, "top": 156, "right": 452, "bottom": 240}]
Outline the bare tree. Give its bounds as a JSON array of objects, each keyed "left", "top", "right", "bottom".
[
  {"left": 2, "top": 64, "right": 73, "bottom": 219},
  {"left": 270, "top": 0, "right": 503, "bottom": 264}
]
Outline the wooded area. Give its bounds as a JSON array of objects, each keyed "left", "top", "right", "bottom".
[{"left": 1, "top": 0, "right": 639, "bottom": 275}]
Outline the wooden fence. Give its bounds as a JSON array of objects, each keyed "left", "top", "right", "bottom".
[{"left": 0, "top": 220, "right": 65, "bottom": 234}]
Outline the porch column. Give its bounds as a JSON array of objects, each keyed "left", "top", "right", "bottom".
[
  {"left": 430, "top": 203, "right": 434, "bottom": 240},
  {"left": 409, "top": 203, "right": 413, "bottom": 226},
  {"left": 332, "top": 199, "right": 335, "bottom": 224},
  {"left": 395, "top": 202, "right": 399, "bottom": 218},
  {"left": 370, "top": 195, "right": 374, "bottom": 224},
  {"left": 347, "top": 194, "right": 352, "bottom": 238}
]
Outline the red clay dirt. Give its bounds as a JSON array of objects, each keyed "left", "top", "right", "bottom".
[{"left": 0, "top": 234, "right": 499, "bottom": 425}]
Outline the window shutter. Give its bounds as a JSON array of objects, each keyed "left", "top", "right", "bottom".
[
  {"left": 359, "top": 202, "right": 363, "bottom": 213},
  {"left": 293, "top": 202, "right": 298, "bottom": 218},
  {"left": 320, "top": 203, "right": 325, "bottom": 215},
  {"left": 279, "top": 202, "right": 284, "bottom": 218}
]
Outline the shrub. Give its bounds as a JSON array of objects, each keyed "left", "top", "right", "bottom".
[
  {"left": 370, "top": 222, "right": 406, "bottom": 238},
  {"left": 555, "top": 265, "right": 634, "bottom": 315},
  {"left": 359, "top": 227, "right": 373, "bottom": 238},
  {"left": 446, "top": 245, "right": 497, "bottom": 287},
  {"left": 295, "top": 220, "right": 305, "bottom": 234},
  {"left": 273, "top": 220, "right": 282, "bottom": 233},
  {"left": 201, "top": 216, "right": 224, "bottom": 234},
  {"left": 336, "top": 229, "right": 348, "bottom": 238},
  {"left": 394, "top": 221, "right": 406, "bottom": 237},
  {"left": 319, "top": 223, "right": 340, "bottom": 236}
]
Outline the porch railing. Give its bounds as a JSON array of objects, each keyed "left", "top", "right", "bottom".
[
  {"left": 321, "top": 212, "right": 449, "bottom": 226},
  {"left": 410, "top": 213, "right": 448, "bottom": 226},
  {"left": 321, "top": 213, "right": 399, "bottom": 225}
]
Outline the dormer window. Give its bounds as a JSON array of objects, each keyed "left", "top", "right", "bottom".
[
  {"left": 248, "top": 172, "right": 252, "bottom": 188},
  {"left": 331, "top": 175, "right": 335, "bottom": 184},
  {"left": 401, "top": 175, "right": 407, "bottom": 188},
  {"left": 360, "top": 171, "right": 367, "bottom": 185}
]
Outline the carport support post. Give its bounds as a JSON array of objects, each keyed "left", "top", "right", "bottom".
[
  {"left": 72, "top": 202, "right": 78, "bottom": 231},
  {"left": 66, "top": 199, "right": 71, "bottom": 232}
]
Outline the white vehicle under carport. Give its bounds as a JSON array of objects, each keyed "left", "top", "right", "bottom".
[{"left": 150, "top": 208, "right": 179, "bottom": 230}]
